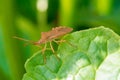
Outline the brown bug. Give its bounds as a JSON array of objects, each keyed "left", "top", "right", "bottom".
[{"left": 14, "top": 26, "right": 73, "bottom": 62}]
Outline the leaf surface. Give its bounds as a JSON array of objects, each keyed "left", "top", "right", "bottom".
[{"left": 22, "top": 26, "right": 120, "bottom": 80}]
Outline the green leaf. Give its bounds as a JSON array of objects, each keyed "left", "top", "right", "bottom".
[{"left": 22, "top": 26, "right": 120, "bottom": 80}]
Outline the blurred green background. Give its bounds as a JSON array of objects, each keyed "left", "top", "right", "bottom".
[{"left": 0, "top": 0, "right": 120, "bottom": 80}]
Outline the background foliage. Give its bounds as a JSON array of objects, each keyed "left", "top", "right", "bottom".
[{"left": 0, "top": 0, "right": 120, "bottom": 80}]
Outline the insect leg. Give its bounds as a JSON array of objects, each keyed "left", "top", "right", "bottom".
[
  {"left": 53, "top": 40, "right": 66, "bottom": 44},
  {"left": 50, "top": 41, "right": 60, "bottom": 60},
  {"left": 42, "top": 43, "right": 47, "bottom": 63},
  {"left": 50, "top": 41, "right": 55, "bottom": 53},
  {"left": 54, "top": 39, "right": 77, "bottom": 48},
  {"left": 64, "top": 40, "right": 77, "bottom": 48}
]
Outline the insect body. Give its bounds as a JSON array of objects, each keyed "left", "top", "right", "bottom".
[{"left": 34, "top": 26, "right": 73, "bottom": 45}]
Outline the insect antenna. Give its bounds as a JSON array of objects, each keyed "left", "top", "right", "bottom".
[{"left": 13, "top": 36, "right": 41, "bottom": 48}]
